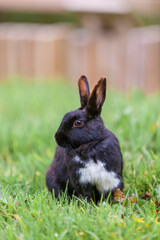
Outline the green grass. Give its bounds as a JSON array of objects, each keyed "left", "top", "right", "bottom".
[{"left": 0, "top": 79, "right": 160, "bottom": 240}]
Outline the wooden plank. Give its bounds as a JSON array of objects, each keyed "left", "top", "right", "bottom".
[
  {"left": 0, "top": 24, "right": 12, "bottom": 80},
  {"left": 145, "top": 42, "right": 160, "bottom": 93},
  {"left": 2, "top": 24, "right": 39, "bottom": 79},
  {"left": 34, "top": 24, "right": 71, "bottom": 80},
  {"left": 66, "top": 29, "right": 97, "bottom": 86}
]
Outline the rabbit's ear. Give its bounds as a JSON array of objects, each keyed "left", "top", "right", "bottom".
[
  {"left": 78, "top": 75, "right": 90, "bottom": 109},
  {"left": 87, "top": 77, "right": 107, "bottom": 117}
]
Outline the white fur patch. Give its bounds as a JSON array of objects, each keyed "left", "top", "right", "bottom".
[
  {"left": 78, "top": 159, "right": 120, "bottom": 193},
  {"left": 73, "top": 156, "right": 83, "bottom": 164}
]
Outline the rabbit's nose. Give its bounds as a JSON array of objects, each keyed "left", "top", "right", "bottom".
[
  {"left": 55, "top": 131, "right": 68, "bottom": 147},
  {"left": 55, "top": 131, "right": 63, "bottom": 143},
  {"left": 55, "top": 133, "right": 58, "bottom": 142}
]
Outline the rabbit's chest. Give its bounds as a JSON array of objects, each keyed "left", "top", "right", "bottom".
[{"left": 74, "top": 156, "right": 120, "bottom": 193}]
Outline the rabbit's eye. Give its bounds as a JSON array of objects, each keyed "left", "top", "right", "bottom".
[{"left": 73, "top": 120, "right": 84, "bottom": 128}]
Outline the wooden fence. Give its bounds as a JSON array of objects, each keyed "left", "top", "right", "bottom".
[{"left": 0, "top": 23, "right": 160, "bottom": 93}]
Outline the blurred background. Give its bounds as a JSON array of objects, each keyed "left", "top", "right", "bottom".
[{"left": 0, "top": 0, "right": 160, "bottom": 93}]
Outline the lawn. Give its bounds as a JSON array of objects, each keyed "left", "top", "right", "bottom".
[{"left": 0, "top": 79, "right": 160, "bottom": 240}]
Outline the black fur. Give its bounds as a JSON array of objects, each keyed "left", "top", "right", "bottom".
[{"left": 46, "top": 76, "right": 124, "bottom": 203}]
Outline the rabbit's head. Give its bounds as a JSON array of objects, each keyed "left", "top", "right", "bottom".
[{"left": 55, "top": 76, "right": 107, "bottom": 149}]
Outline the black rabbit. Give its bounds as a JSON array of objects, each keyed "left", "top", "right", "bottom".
[{"left": 46, "top": 76, "right": 123, "bottom": 203}]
